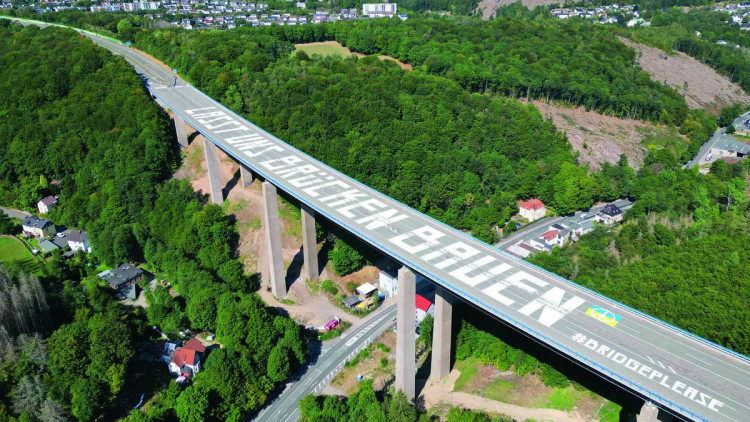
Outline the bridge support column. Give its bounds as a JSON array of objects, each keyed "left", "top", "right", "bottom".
[
  {"left": 301, "top": 204, "right": 318, "bottom": 281},
  {"left": 240, "top": 164, "right": 254, "bottom": 188},
  {"left": 431, "top": 286, "right": 453, "bottom": 382},
  {"left": 174, "top": 114, "right": 189, "bottom": 148},
  {"left": 262, "top": 181, "right": 286, "bottom": 298},
  {"left": 395, "top": 267, "right": 416, "bottom": 402},
  {"left": 203, "top": 138, "right": 223, "bottom": 205},
  {"left": 637, "top": 402, "right": 659, "bottom": 422}
]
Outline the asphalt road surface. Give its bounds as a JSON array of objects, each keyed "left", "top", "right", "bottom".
[
  {"left": 254, "top": 304, "right": 398, "bottom": 422},
  {"left": 11, "top": 18, "right": 749, "bottom": 422},
  {"left": 685, "top": 111, "right": 750, "bottom": 169}
]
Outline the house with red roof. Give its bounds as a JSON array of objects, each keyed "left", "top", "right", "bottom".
[
  {"left": 168, "top": 338, "right": 207, "bottom": 378},
  {"left": 415, "top": 294, "right": 434, "bottom": 324},
  {"left": 518, "top": 199, "right": 546, "bottom": 222}
]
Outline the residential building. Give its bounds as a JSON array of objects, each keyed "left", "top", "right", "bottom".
[
  {"left": 22, "top": 216, "right": 55, "bottom": 238},
  {"left": 378, "top": 268, "right": 398, "bottom": 298},
  {"left": 169, "top": 338, "right": 207, "bottom": 378},
  {"left": 518, "top": 199, "right": 546, "bottom": 222},
  {"left": 415, "top": 294, "right": 434, "bottom": 324},
  {"left": 37, "top": 196, "right": 58, "bottom": 214},
  {"left": 39, "top": 239, "right": 60, "bottom": 254},
  {"left": 106, "top": 263, "right": 143, "bottom": 291},
  {"left": 595, "top": 203, "right": 623, "bottom": 225},
  {"left": 362, "top": 2, "right": 396, "bottom": 18},
  {"left": 67, "top": 230, "right": 92, "bottom": 253}
]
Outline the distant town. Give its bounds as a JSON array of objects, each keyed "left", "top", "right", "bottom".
[{"left": 0, "top": 0, "right": 408, "bottom": 29}]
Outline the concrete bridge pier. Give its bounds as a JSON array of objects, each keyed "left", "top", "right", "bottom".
[
  {"left": 431, "top": 286, "right": 453, "bottom": 382},
  {"left": 174, "top": 114, "right": 189, "bottom": 148},
  {"left": 637, "top": 402, "right": 660, "bottom": 422},
  {"left": 202, "top": 138, "right": 223, "bottom": 205},
  {"left": 395, "top": 266, "right": 416, "bottom": 402},
  {"left": 240, "top": 164, "right": 254, "bottom": 188},
  {"left": 262, "top": 181, "right": 286, "bottom": 298},
  {"left": 301, "top": 204, "right": 319, "bottom": 281}
]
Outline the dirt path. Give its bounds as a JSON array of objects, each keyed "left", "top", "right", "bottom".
[
  {"left": 173, "top": 134, "right": 363, "bottom": 328},
  {"left": 620, "top": 37, "right": 750, "bottom": 114},
  {"left": 421, "top": 369, "right": 586, "bottom": 422}
]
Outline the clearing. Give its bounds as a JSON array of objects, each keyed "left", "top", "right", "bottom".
[
  {"left": 0, "top": 236, "right": 41, "bottom": 274},
  {"left": 620, "top": 37, "right": 750, "bottom": 114},
  {"left": 476, "top": 0, "right": 560, "bottom": 19},
  {"left": 173, "top": 128, "right": 379, "bottom": 328},
  {"left": 296, "top": 41, "right": 413, "bottom": 71},
  {"left": 531, "top": 100, "right": 687, "bottom": 170},
  {"left": 422, "top": 357, "right": 619, "bottom": 422}
]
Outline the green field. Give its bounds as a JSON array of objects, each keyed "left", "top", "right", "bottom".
[
  {"left": 295, "top": 42, "right": 354, "bottom": 58},
  {"left": 0, "top": 236, "right": 42, "bottom": 274}
]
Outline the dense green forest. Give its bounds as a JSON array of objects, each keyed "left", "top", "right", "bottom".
[
  {"left": 531, "top": 155, "right": 750, "bottom": 355},
  {"left": 0, "top": 22, "right": 306, "bottom": 421},
  {"left": 263, "top": 17, "right": 691, "bottom": 124}
]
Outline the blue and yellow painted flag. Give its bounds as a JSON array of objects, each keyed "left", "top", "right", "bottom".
[{"left": 585, "top": 306, "right": 621, "bottom": 327}]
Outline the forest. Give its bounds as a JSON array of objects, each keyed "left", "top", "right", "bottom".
[
  {"left": 0, "top": 21, "right": 306, "bottom": 422},
  {"left": 299, "top": 379, "right": 513, "bottom": 422},
  {"left": 531, "top": 153, "right": 750, "bottom": 355}
]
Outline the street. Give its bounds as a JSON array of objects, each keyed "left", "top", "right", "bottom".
[{"left": 495, "top": 199, "right": 633, "bottom": 250}]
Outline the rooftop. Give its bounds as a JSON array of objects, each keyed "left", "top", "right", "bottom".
[
  {"left": 22, "top": 216, "right": 52, "bottom": 230},
  {"left": 519, "top": 198, "right": 545, "bottom": 211},
  {"left": 415, "top": 294, "right": 432, "bottom": 312},
  {"left": 108, "top": 263, "right": 143, "bottom": 287}
]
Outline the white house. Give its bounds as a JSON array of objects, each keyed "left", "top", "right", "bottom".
[
  {"left": 518, "top": 199, "right": 546, "bottom": 222},
  {"left": 22, "top": 216, "right": 55, "bottom": 238},
  {"left": 168, "top": 338, "right": 206, "bottom": 378},
  {"left": 67, "top": 230, "right": 92, "bottom": 253},
  {"left": 415, "top": 294, "right": 434, "bottom": 324},
  {"left": 378, "top": 269, "right": 398, "bottom": 298},
  {"left": 362, "top": 2, "right": 396, "bottom": 18},
  {"left": 37, "top": 196, "right": 58, "bottom": 214},
  {"left": 595, "top": 204, "right": 624, "bottom": 226}
]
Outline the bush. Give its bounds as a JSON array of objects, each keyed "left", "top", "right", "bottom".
[{"left": 321, "top": 279, "right": 338, "bottom": 295}]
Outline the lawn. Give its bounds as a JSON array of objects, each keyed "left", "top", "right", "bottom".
[
  {"left": 0, "top": 236, "right": 42, "bottom": 274},
  {"left": 295, "top": 41, "right": 354, "bottom": 58}
]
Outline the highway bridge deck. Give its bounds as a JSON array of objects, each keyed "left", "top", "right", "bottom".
[{"left": 14, "top": 19, "right": 748, "bottom": 422}]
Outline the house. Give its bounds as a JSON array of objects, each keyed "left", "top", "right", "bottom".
[
  {"left": 378, "top": 268, "right": 398, "bottom": 298},
  {"left": 38, "top": 239, "right": 60, "bottom": 254},
  {"left": 67, "top": 230, "right": 91, "bottom": 253},
  {"left": 37, "top": 196, "right": 58, "bottom": 214},
  {"left": 595, "top": 204, "right": 623, "bottom": 226},
  {"left": 362, "top": 2, "right": 396, "bottom": 18},
  {"left": 21, "top": 216, "right": 55, "bottom": 238},
  {"left": 505, "top": 241, "right": 545, "bottom": 258},
  {"left": 518, "top": 199, "right": 546, "bottom": 222},
  {"left": 106, "top": 263, "right": 143, "bottom": 292},
  {"left": 169, "top": 338, "right": 207, "bottom": 378},
  {"left": 415, "top": 294, "right": 434, "bottom": 323}
]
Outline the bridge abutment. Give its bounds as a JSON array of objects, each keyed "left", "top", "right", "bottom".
[
  {"left": 431, "top": 286, "right": 453, "bottom": 382},
  {"left": 240, "top": 164, "right": 254, "bottom": 188},
  {"left": 202, "top": 138, "right": 223, "bottom": 205},
  {"left": 262, "top": 181, "right": 286, "bottom": 298},
  {"left": 174, "top": 114, "right": 189, "bottom": 148},
  {"left": 301, "top": 204, "right": 319, "bottom": 281},
  {"left": 395, "top": 266, "right": 416, "bottom": 402}
]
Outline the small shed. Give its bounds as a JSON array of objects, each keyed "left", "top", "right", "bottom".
[
  {"left": 342, "top": 295, "right": 362, "bottom": 309},
  {"left": 355, "top": 282, "right": 378, "bottom": 298}
]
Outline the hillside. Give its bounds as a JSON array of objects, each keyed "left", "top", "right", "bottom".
[
  {"left": 531, "top": 100, "right": 686, "bottom": 170},
  {"left": 476, "top": 0, "right": 559, "bottom": 19},
  {"left": 620, "top": 37, "right": 750, "bottom": 114}
]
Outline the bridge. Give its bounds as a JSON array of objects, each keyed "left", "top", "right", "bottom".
[{"left": 10, "top": 18, "right": 750, "bottom": 422}]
